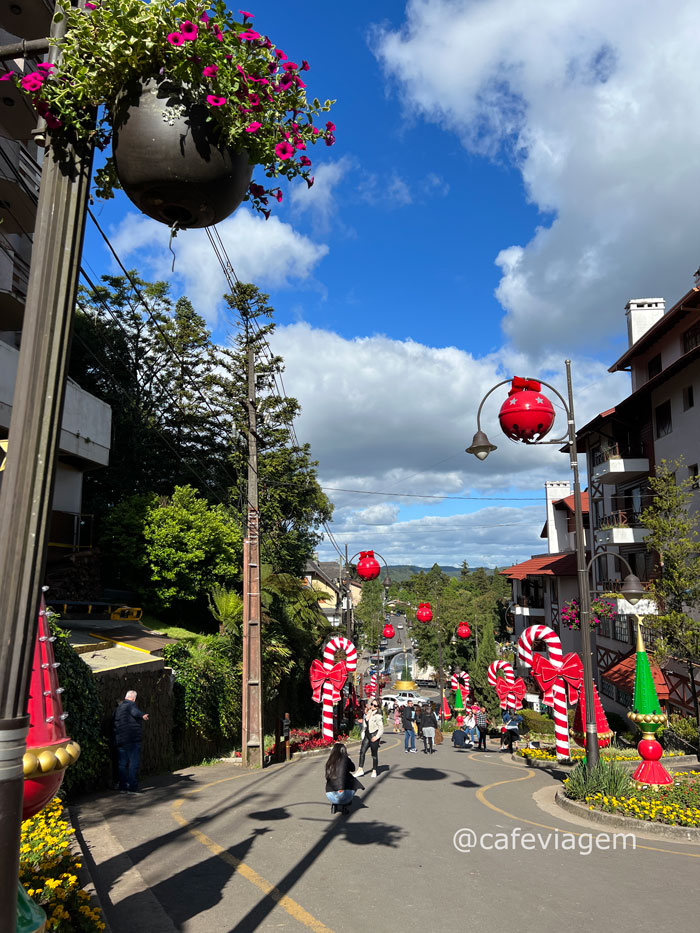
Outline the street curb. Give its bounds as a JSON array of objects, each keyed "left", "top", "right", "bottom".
[
  {"left": 514, "top": 752, "right": 697, "bottom": 772},
  {"left": 66, "top": 805, "right": 113, "bottom": 933},
  {"left": 69, "top": 799, "right": 177, "bottom": 932},
  {"left": 554, "top": 790, "right": 700, "bottom": 843}
]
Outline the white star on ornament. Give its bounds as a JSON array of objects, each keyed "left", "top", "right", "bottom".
[
  {"left": 509, "top": 398, "right": 517, "bottom": 405},
  {"left": 535, "top": 396, "right": 544, "bottom": 404}
]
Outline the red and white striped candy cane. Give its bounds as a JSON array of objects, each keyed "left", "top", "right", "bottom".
[
  {"left": 517, "top": 625, "right": 569, "bottom": 758},
  {"left": 450, "top": 671, "right": 470, "bottom": 695},
  {"left": 488, "top": 660, "right": 514, "bottom": 708},
  {"left": 321, "top": 636, "right": 358, "bottom": 740}
]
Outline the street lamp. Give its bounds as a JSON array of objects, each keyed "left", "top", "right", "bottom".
[
  {"left": 587, "top": 552, "right": 644, "bottom": 606},
  {"left": 467, "top": 360, "right": 604, "bottom": 768}
]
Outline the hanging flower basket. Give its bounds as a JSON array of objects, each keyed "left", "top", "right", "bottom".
[
  {"left": 561, "top": 597, "right": 617, "bottom": 631},
  {"left": 7, "top": 0, "right": 335, "bottom": 226}
]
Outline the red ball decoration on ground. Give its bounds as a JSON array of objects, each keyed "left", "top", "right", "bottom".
[
  {"left": 383, "top": 623, "right": 395, "bottom": 639},
  {"left": 416, "top": 602, "right": 433, "bottom": 623},
  {"left": 456, "top": 622, "right": 471, "bottom": 639},
  {"left": 498, "top": 377, "right": 555, "bottom": 443},
  {"left": 356, "top": 550, "right": 381, "bottom": 581}
]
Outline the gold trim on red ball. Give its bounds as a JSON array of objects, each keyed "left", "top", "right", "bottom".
[{"left": 23, "top": 740, "right": 81, "bottom": 779}]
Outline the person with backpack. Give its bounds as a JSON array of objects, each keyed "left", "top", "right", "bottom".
[
  {"left": 420, "top": 703, "right": 438, "bottom": 754},
  {"left": 503, "top": 708, "right": 523, "bottom": 754}
]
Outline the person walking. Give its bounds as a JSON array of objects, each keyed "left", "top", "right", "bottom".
[
  {"left": 503, "top": 708, "right": 523, "bottom": 754},
  {"left": 393, "top": 702, "right": 401, "bottom": 734},
  {"left": 476, "top": 706, "right": 489, "bottom": 750},
  {"left": 325, "top": 742, "right": 363, "bottom": 814},
  {"left": 113, "top": 689, "right": 149, "bottom": 794},
  {"left": 401, "top": 700, "right": 417, "bottom": 753},
  {"left": 353, "top": 698, "right": 384, "bottom": 778},
  {"left": 420, "top": 703, "right": 438, "bottom": 754}
]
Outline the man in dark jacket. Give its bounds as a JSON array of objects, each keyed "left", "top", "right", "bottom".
[
  {"left": 400, "top": 700, "right": 417, "bottom": 753},
  {"left": 114, "top": 690, "right": 149, "bottom": 794},
  {"left": 451, "top": 725, "right": 469, "bottom": 750}
]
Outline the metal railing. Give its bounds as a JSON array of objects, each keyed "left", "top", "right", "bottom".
[
  {"left": 592, "top": 443, "right": 645, "bottom": 468},
  {"left": 598, "top": 509, "right": 646, "bottom": 529}
]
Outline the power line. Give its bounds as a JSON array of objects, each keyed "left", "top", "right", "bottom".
[{"left": 319, "top": 486, "right": 543, "bottom": 501}]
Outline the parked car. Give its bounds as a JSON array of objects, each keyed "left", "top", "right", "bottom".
[{"left": 380, "top": 690, "right": 424, "bottom": 709}]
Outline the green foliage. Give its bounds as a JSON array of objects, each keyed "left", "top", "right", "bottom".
[
  {"left": 519, "top": 708, "right": 555, "bottom": 736},
  {"left": 143, "top": 485, "right": 243, "bottom": 610},
  {"left": 663, "top": 713, "right": 700, "bottom": 752},
  {"left": 355, "top": 578, "right": 385, "bottom": 651},
  {"left": 564, "top": 758, "right": 634, "bottom": 800},
  {"left": 468, "top": 618, "right": 501, "bottom": 721},
  {"left": 208, "top": 585, "right": 244, "bottom": 635},
  {"left": 50, "top": 624, "right": 109, "bottom": 795},
  {"left": 162, "top": 639, "right": 241, "bottom": 750}
]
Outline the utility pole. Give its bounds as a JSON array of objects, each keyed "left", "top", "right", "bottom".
[
  {"left": 0, "top": 18, "right": 92, "bottom": 924},
  {"left": 241, "top": 326, "right": 263, "bottom": 768},
  {"left": 436, "top": 596, "right": 445, "bottom": 726}
]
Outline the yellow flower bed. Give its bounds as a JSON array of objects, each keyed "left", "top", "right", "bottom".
[
  {"left": 518, "top": 747, "right": 686, "bottom": 763},
  {"left": 20, "top": 797, "right": 105, "bottom": 932},
  {"left": 585, "top": 791, "right": 700, "bottom": 827}
]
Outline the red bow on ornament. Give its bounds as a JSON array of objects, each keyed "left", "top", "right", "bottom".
[
  {"left": 309, "top": 659, "right": 347, "bottom": 702},
  {"left": 531, "top": 653, "right": 583, "bottom": 704},
  {"left": 495, "top": 676, "right": 527, "bottom": 706}
]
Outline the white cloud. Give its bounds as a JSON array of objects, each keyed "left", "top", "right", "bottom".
[
  {"left": 289, "top": 157, "right": 354, "bottom": 231},
  {"left": 271, "top": 322, "right": 628, "bottom": 565},
  {"left": 375, "top": 0, "right": 700, "bottom": 356},
  {"left": 109, "top": 209, "right": 329, "bottom": 324}
]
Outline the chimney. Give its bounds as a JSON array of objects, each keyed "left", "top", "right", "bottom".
[{"left": 625, "top": 298, "right": 665, "bottom": 348}]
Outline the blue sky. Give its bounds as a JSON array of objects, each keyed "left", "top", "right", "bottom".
[{"left": 83, "top": 1, "right": 700, "bottom": 568}]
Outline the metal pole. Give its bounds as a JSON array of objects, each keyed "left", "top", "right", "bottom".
[
  {"left": 242, "top": 329, "right": 263, "bottom": 768},
  {"left": 566, "top": 360, "right": 599, "bottom": 768},
  {"left": 0, "top": 15, "right": 93, "bottom": 919}
]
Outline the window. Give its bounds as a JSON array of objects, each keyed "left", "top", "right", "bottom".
[
  {"left": 683, "top": 385, "right": 694, "bottom": 411},
  {"left": 647, "top": 354, "right": 662, "bottom": 379},
  {"left": 601, "top": 679, "right": 615, "bottom": 699},
  {"left": 655, "top": 400, "right": 672, "bottom": 438},
  {"left": 615, "top": 688, "right": 632, "bottom": 708},
  {"left": 614, "top": 615, "right": 630, "bottom": 643},
  {"left": 683, "top": 322, "right": 700, "bottom": 354},
  {"left": 689, "top": 464, "right": 700, "bottom": 490}
]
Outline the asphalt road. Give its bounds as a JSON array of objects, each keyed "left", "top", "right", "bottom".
[{"left": 73, "top": 736, "right": 699, "bottom": 932}]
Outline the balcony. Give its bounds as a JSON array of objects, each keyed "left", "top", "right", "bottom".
[
  {"left": 591, "top": 443, "right": 649, "bottom": 485},
  {"left": 0, "top": 249, "right": 28, "bottom": 329},
  {"left": 511, "top": 596, "right": 545, "bottom": 618},
  {"left": 0, "top": 138, "right": 40, "bottom": 235},
  {"left": 596, "top": 509, "right": 649, "bottom": 546}
]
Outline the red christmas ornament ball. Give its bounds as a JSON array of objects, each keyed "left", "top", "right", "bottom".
[
  {"left": 356, "top": 550, "right": 381, "bottom": 581},
  {"left": 456, "top": 622, "right": 471, "bottom": 639},
  {"left": 498, "top": 378, "right": 555, "bottom": 443},
  {"left": 383, "top": 623, "right": 395, "bottom": 639},
  {"left": 637, "top": 738, "right": 663, "bottom": 762},
  {"left": 416, "top": 602, "right": 433, "bottom": 623}
]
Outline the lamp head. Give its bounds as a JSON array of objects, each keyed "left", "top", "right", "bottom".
[
  {"left": 621, "top": 573, "right": 645, "bottom": 606},
  {"left": 466, "top": 430, "right": 498, "bottom": 461}
]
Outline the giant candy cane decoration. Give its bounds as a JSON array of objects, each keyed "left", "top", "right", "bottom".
[
  {"left": 487, "top": 660, "right": 525, "bottom": 710},
  {"left": 518, "top": 624, "right": 583, "bottom": 759},
  {"left": 310, "top": 636, "right": 358, "bottom": 740},
  {"left": 450, "top": 670, "right": 470, "bottom": 696}
]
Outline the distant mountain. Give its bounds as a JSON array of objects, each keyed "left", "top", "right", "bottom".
[{"left": 386, "top": 564, "right": 465, "bottom": 582}]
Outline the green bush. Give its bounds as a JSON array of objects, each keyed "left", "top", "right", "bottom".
[
  {"left": 519, "top": 708, "right": 555, "bottom": 735},
  {"left": 662, "top": 713, "right": 699, "bottom": 752},
  {"left": 564, "top": 757, "right": 634, "bottom": 801},
  {"left": 51, "top": 625, "right": 109, "bottom": 795}
]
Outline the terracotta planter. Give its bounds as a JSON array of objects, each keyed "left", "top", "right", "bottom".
[{"left": 112, "top": 78, "right": 253, "bottom": 228}]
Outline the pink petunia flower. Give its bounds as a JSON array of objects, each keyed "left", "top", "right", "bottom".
[
  {"left": 248, "top": 93, "right": 260, "bottom": 106},
  {"left": 206, "top": 95, "right": 227, "bottom": 106},
  {"left": 276, "top": 76, "right": 294, "bottom": 91},
  {"left": 21, "top": 73, "right": 44, "bottom": 92},
  {"left": 202, "top": 65, "right": 218, "bottom": 77},
  {"left": 299, "top": 156, "right": 312, "bottom": 167},
  {"left": 300, "top": 60, "right": 310, "bottom": 71},
  {"left": 261, "top": 37, "right": 272, "bottom": 50},
  {"left": 85, "top": 1, "right": 97, "bottom": 8},
  {"left": 326, "top": 121, "right": 336, "bottom": 132},
  {"left": 0, "top": 72, "right": 15, "bottom": 81},
  {"left": 295, "top": 139, "right": 306, "bottom": 150},
  {"left": 239, "top": 29, "right": 260, "bottom": 40},
  {"left": 274, "top": 189, "right": 283, "bottom": 203},
  {"left": 274, "top": 140, "right": 294, "bottom": 160},
  {"left": 200, "top": 12, "right": 209, "bottom": 26},
  {"left": 239, "top": 9, "right": 254, "bottom": 17},
  {"left": 249, "top": 182, "right": 266, "bottom": 197},
  {"left": 180, "top": 21, "right": 198, "bottom": 40},
  {"left": 306, "top": 176, "right": 315, "bottom": 189},
  {"left": 37, "top": 62, "right": 56, "bottom": 72},
  {"left": 167, "top": 32, "right": 185, "bottom": 46},
  {"left": 213, "top": 24, "right": 224, "bottom": 41},
  {"left": 274, "top": 49, "right": 287, "bottom": 60},
  {"left": 325, "top": 134, "right": 336, "bottom": 147},
  {"left": 294, "top": 76, "right": 306, "bottom": 89},
  {"left": 245, "top": 121, "right": 262, "bottom": 133},
  {"left": 282, "top": 61, "right": 298, "bottom": 73}
]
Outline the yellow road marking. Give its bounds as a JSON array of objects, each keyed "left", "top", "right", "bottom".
[
  {"left": 473, "top": 755, "right": 700, "bottom": 859},
  {"left": 168, "top": 737, "right": 400, "bottom": 928}
]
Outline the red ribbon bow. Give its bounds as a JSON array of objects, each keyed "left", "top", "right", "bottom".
[
  {"left": 310, "top": 659, "right": 347, "bottom": 703},
  {"left": 531, "top": 653, "right": 583, "bottom": 704},
  {"left": 495, "top": 676, "right": 527, "bottom": 707}
]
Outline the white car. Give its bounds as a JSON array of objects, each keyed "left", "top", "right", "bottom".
[
  {"left": 381, "top": 691, "right": 424, "bottom": 709},
  {"left": 397, "top": 623, "right": 404, "bottom": 629}
]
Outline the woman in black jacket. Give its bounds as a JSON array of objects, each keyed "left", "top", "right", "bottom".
[
  {"left": 325, "top": 743, "right": 363, "bottom": 814},
  {"left": 420, "top": 703, "right": 438, "bottom": 754}
]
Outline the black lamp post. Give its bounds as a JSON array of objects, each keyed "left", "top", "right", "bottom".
[{"left": 467, "top": 360, "right": 605, "bottom": 767}]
